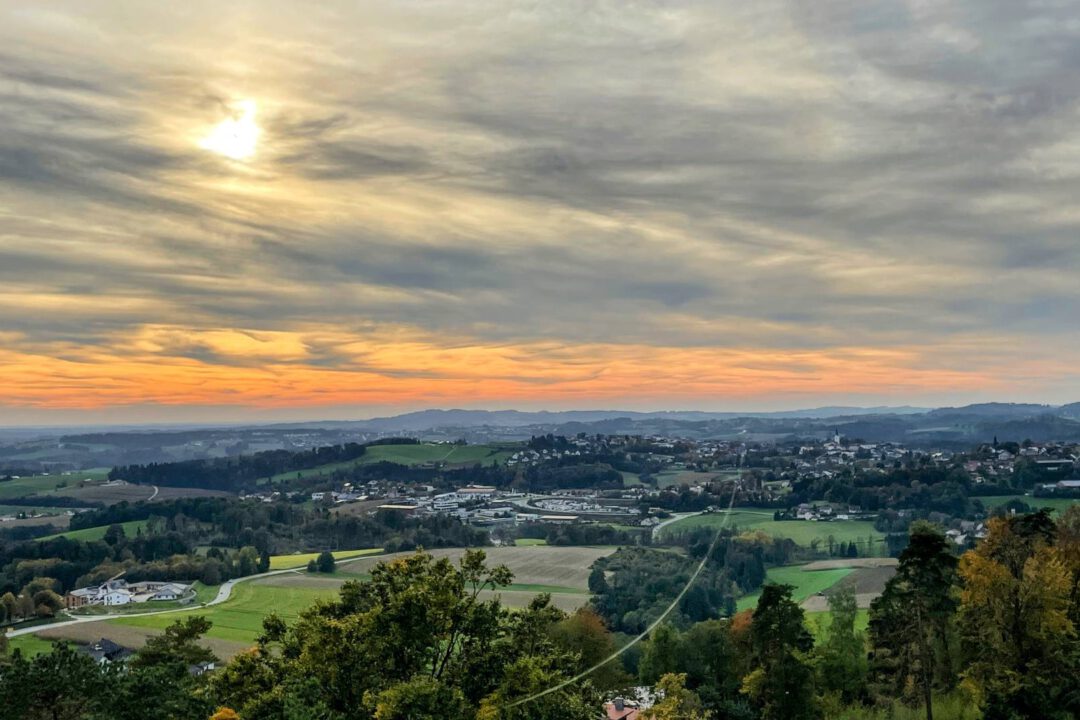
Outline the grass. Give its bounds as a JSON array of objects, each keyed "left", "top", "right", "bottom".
[
  {"left": 736, "top": 564, "right": 854, "bottom": 611},
  {"left": 504, "top": 583, "right": 587, "bottom": 595},
  {"left": 664, "top": 510, "right": 885, "bottom": 553},
  {"left": 39, "top": 519, "right": 147, "bottom": 542},
  {"left": 7, "top": 634, "right": 60, "bottom": 658},
  {"left": 268, "top": 443, "right": 518, "bottom": 482},
  {"left": 977, "top": 495, "right": 1077, "bottom": 514},
  {"left": 514, "top": 538, "right": 548, "bottom": 546},
  {"left": 268, "top": 548, "right": 382, "bottom": 570},
  {"left": 111, "top": 582, "right": 335, "bottom": 645}
]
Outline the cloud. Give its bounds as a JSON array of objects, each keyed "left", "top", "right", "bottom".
[{"left": 1, "top": 1, "right": 1079, "bottom": 417}]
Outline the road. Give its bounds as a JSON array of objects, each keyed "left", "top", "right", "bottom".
[
  {"left": 147, "top": 485, "right": 159, "bottom": 501},
  {"left": 651, "top": 511, "right": 706, "bottom": 540},
  {"left": 6, "top": 552, "right": 376, "bottom": 639}
]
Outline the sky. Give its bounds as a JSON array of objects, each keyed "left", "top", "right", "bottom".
[{"left": 2, "top": 1, "right": 1080, "bottom": 425}]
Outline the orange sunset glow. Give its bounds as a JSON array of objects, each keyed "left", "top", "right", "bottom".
[{"left": 2, "top": 2, "right": 1080, "bottom": 424}]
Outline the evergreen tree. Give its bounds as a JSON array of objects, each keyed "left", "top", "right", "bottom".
[
  {"left": 742, "top": 584, "right": 818, "bottom": 720},
  {"left": 869, "top": 522, "right": 958, "bottom": 720}
]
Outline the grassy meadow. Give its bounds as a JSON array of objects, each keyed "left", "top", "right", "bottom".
[
  {"left": 268, "top": 548, "right": 383, "bottom": 570},
  {"left": 39, "top": 519, "right": 148, "bottom": 542},
  {"left": 663, "top": 509, "right": 886, "bottom": 553},
  {"left": 736, "top": 564, "right": 854, "bottom": 611},
  {"left": 268, "top": 442, "right": 518, "bottom": 482}
]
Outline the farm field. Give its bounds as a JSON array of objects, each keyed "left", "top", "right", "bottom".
[
  {"left": 269, "top": 442, "right": 519, "bottom": 482},
  {"left": 40, "top": 519, "right": 147, "bottom": 542},
  {"left": 663, "top": 510, "right": 886, "bottom": 553},
  {"left": 0, "top": 504, "right": 76, "bottom": 517},
  {"left": 0, "top": 474, "right": 93, "bottom": 500},
  {"left": 333, "top": 545, "right": 613, "bottom": 589},
  {"left": 25, "top": 545, "right": 614, "bottom": 659},
  {"left": 654, "top": 468, "right": 740, "bottom": 489},
  {"left": 45, "top": 482, "right": 231, "bottom": 505},
  {"left": 977, "top": 495, "right": 1077, "bottom": 514},
  {"left": 268, "top": 548, "right": 382, "bottom": 570},
  {"left": 0, "top": 513, "right": 70, "bottom": 530},
  {"left": 736, "top": 564, "right": 854, "bottom": 611}
]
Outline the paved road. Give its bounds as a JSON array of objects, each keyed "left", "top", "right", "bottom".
[
  {"left": 147, "top": 485, "right": 159, "bottom": 501},
  {"left": 651, "top": 511, "right": 705, "bottom": 540},
  {"left": 6, "top": 552, "right": 377, "bottom": 639}
]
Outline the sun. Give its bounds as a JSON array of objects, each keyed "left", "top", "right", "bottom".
[{"left": 200, "top": 100, "right": 260, "bottom": 160}]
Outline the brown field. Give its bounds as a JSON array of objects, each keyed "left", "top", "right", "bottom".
[
  {"left": 329, "top": 499, "right": 387, "bottom": 517},
  {"left": 800, "top": 563, "right": 897, "bottom": 612},
  {"left": 800, "top": 557, "right": 897, "bottom": 571},
  {"left": 254, "top": 574, "right": 589, "bottom": 613},
  {"left": 0, "top": 514, "right": 70, "bottom": 529},
  {"left": 335, "top": 545, "right": 613, "bottom": 589},
  {"left": 37, "top": 621, "right": 250, "bottom": 659},
  {"left": 48, "top": 483, "right": 231, "bottom": 504}
]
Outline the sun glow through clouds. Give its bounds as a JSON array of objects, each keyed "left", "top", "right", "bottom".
[{"left": 200, "top": 100, "right": 260, "bottom": 160}]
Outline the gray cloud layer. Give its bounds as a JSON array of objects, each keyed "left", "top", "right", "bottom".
[{"left": 1, "top": 1, "right": 1079, "bottom": 413}]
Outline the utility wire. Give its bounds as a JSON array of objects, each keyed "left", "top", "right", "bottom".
[{"left": 506, "top": 482, "right": 740, "bottom": 709}]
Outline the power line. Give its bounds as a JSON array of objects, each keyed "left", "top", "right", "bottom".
[{"left": 506, "top": 484, "right": 740, "bottom": 709}]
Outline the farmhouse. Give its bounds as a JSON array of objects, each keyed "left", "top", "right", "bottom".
[
  {"left": 80, "top": 638, "right": 133, "bottom": 665},
  {"left": 64, "top": 578, "right": 194, "bottom": 608}
]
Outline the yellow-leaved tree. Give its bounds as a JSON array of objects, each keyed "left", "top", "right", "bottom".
[{"left": 957, "top": 509, "right": 1078, "bottom": 719}]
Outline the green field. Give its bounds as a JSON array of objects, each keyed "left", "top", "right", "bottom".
[
  {"left": 111, "top": 582, "right": 333, "bottom": 644},
  {"left": 514, "top": 538, "right": 548, "bottom": 546},
  {"left": 663, "top": 510, "right": 885, "bottom": 552},
  {"left": 7, "top": 634, "right": 59, "bottom": 658},
  {"left": 268, "top": 548, "right": 382, "bottom": 570},
  {"left": 977, "top": 495, "right": 1077, "bottom": 514},
  {"left": 269, "top": 443, "right": 518, "bottom": 482},
  {"left": 736, "top": 564, "right": 854, "bottom": 611},
  {"left": 39, "top": 519, "right": 147, "bottom": 542}
]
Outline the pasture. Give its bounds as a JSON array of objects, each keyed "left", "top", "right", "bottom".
[
  {"left": 39, "top": 519, "right": 147, "bottom": 542},
  {"left": 269, "top": 442, "right": 518, "bottom": 482},
  {"left": 977, "top": 495, "right": 1077, "bottom": 514},
  {"left": 0, "top": 474, "right": 91, "bottom": 500},
  {"left": 736, "top": 564, "right": 854, "bottom": 611},
  {"left": 268, "top": 548, "right": 382, "bottom": 570},
  {"left": 663, "top": 510, "right": 886, "bottom": 553},
  {"left": 27, "top": 544, "right": 614, "bottom": 659}
]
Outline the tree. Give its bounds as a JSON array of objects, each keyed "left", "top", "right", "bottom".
[
  {"left": 103, "top": 523, "right": 126, "bottom": 545},
  {"left": 306, "top": 559, "right": 317, "bottom": 573},
  {"left": 32, "top": 590, "right": 62, "bottom": 618},
  {"left": 258, "top": 551, "right": 271, "bottom": 574},
  {"left": 743, "top": 584, "right": 818, "bottom": 720},
  {"left": 16, "top": 593, "right": 34, "bottom": 620},
  {"left": 549, "top": 607, "right": 631, "bottom": 690},
  {"left": 211, "top": 550, "right": 598, "bottom": 720},
  {"left": 131, "top": 615, "right": 218, "bottom": 669},
  {"left": 869, "top": 522, "right": 958, "bottom": 720},
  {"left": 679, "top": 619, "right": 746, "bottom": 716},
  {"left": 0, "top": 641, "right": 118, "bottom": 720},
  {"left": 1, "top": 592, "right": 16, "bottom": 624},
  {"left": 643, "top": 673, "right": 710, "bottom": 720},
  {"left": 957, "top": 510, "right": 1077, "bottom": 719},
  {"left": 815, "top": 586, "right": 867, "bottom": 705},
  {"left": 316, "top": 550, "right": 336, "bottom": 573},
  {"left": 639, "top": 623, "right": 682, "bottom": 684}
]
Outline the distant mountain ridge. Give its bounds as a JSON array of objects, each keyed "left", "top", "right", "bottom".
[{"left": 339, "top": 405, "right": 933, "bottom": 431}]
